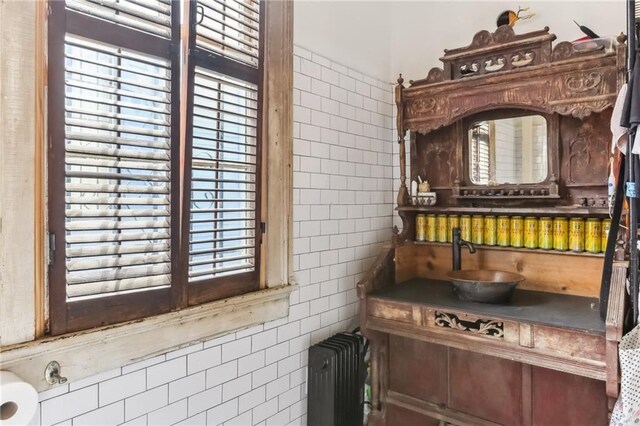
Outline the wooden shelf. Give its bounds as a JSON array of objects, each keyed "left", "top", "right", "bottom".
[
  {"left": 408, "top": 240, "right": 605, "bottom": 258},
  {"left": 397, "top": 205, "right": 610, "bottom": 216},
  {"left": 452, "top": 194, "right": 562, "bottom": 200}
]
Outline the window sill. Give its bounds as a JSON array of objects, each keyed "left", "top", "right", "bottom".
[{"left": 0, "top": 284, "right": 295, "bottom": 392}]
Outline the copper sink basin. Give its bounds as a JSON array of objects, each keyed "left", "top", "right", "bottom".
[{"left": 446, "top": 270, "right": 526, "bottom": 304}]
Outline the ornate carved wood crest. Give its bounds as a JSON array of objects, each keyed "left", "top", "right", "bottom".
[{"left": 397, "top": 27, "right": 626, "bottom": 135}]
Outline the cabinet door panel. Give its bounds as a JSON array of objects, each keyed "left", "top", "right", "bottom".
[
  {"left": 449, "top": 348, "right": 522, "bottom": 425},
  {"left": 386, "top": 403, "right": 441, "bottom": 426},
  {"left": 532, "top": 366, "right": 607, "bottom": 426},
  {"left": 388, "top": 335, "right": 447, "bottom": 404}
]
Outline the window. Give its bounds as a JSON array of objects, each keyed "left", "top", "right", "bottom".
[
  {"left": 48, "top": 0, "right": 264, "bottom": 335},
  {"left": 469, "top": 122, "right": 490, "bottom": 184}
]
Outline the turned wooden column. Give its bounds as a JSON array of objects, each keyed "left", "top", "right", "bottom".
[{"left": 395, "top": 75, "right": 408, "bottom": 208}]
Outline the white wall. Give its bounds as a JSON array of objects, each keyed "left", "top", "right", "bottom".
[
  {"left": 295, "top": 0, "right": 627, "bottom": 82},
  {"left": 32, "top": 47, "right": 395, "bottom": 426},
  {"left": 294, "top": 1, "right": 393, "bottom": 82},
  {"left": 389, "top": 0, "right": 626, "bottom": 81}
]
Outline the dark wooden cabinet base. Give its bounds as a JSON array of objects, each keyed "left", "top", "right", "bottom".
[{"left": 381, "top": 335, "right": 607, "bottom": 426}]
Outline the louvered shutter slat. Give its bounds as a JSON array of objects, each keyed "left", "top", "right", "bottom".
[
  {"left": 66, "top": 132, "right": 170, "bottom": 150},
  {"left": 190, "top": 244, "right": 255, "bottom": 257},
  {"left": 65, "top": 196, "right": 169, "bottom": 206},
  {"left": 66, "top": 156, "right": 170, "bottom": 172},
  {"left": 66, "top": 183, "right": 169, "bottom": 194},
  {"left": 65, "top": 95, "right": 170, "bottom": 115},
  {"left": 65, "top": 107, "right": 170, "bottom": 127},
  {"left": 66, "top": 208, "right": 171, "bottom": 218},
  {"left": 68, "top": 253, "right": 170, "bottom": 272},
  {"left": 65, "top": 143, "right": 170, "bottom": 162},
  {"left": 66, "top": 219, "right": 170, "bottom": 231},
  {"left": 67, "top": 275, "right": 171, "bottom": 299},
  {"left": 67, "top": 242, "right": 170, "bottom": 258},
  {"left": 64, "top": 35, "right": 172, "bottom": 300}
]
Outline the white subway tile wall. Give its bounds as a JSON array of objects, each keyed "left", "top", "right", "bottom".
[{"left": 34, "top": 46, "right": 395, "bottom": 426}]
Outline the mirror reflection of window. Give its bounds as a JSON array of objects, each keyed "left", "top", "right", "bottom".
[{"left": 468, "top": 115, "right": 547, "bottom": 185}]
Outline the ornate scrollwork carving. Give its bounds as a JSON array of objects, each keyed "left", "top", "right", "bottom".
[
  {"left": 399, "top": 27, "right": 619, "bottom": 133},
  {"left": 414, "top": 122, "right": 445, "bottom": 135},
  {"left": 425, "top": 67, "right": 444, "bottom": 83},
  {"left": 493, "top": 25, "right": 516, "bottom": 44},
  {"left": 459, "top": 62, "right": 480, "bottom": 76},
  {"left": 434, "top": 311, "right": 504, "bottom": 338},
  {"left": 551, "top": 100, "right": 611, "bottom": 119},
  {"left": 470, "top": 30, "right": 492, "bottom": 48},
  {"left": 484, "top": 57, "right": 506, "bottom": 72},
  {"left": 552, "top": 41, "right": 581, "bottom": 61},
  {"left": 568, "top": 127, "right": 594, "bottom": 183},
  {"left": 511, "top": 51, "right": 535, "bottom": 68},
  {"left": 565, "top": 72, "right": 603, "bottom": 93},
  {"left": 407, "top": 97, "right": 436, "bottom": 115}
]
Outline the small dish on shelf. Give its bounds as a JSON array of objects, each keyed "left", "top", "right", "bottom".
[{"left": 410, "top": 192, "right": 437, "bottom": 206}]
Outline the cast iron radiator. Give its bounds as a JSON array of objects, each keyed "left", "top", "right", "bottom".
[{"left": 307, "top": 332, "right": 366, "bottom": 426}]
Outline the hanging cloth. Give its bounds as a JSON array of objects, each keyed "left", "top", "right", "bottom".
[
  {"left": 623, "top": 52, "right": 640, "bottom": 132},
  {"left": 611, "top": 53, "right": 640, "bottom": 426},
  {"left": 612, "top": 84, "right": 629, "bottom": 154},
  {"left": 611, "top": 325, "right": 640, "bottom": 425}
]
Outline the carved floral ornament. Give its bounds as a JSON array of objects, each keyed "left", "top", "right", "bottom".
[
  {"left": 565, "top": 72, "right": 602, "bottom": 93},
  {"left": 434, "top": 311, "right": 505, "bottom": 338}
]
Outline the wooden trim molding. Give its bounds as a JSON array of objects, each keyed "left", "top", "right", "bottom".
[
  {"left": 263, "top": 0, "right": 294, "bottom": 288},
  {"left": 34, "top": 0, "right": 47, "bottom": 339},
  {"left": 0, "top": 0, "right": 37, "bottom": 345},
  {"left": 1, "top": 0, "right": 294, "bottom": 360},
  {"left": 1, "top": 284, "right": 296, "bottom": 392}
]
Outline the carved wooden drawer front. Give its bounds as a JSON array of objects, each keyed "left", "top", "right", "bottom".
[
  {"left": 367, "top": 298, "right": 417, "bottom": 325},
  {"left": 366, "top": 298, "right": 607, "bottom": 383},
  {"left": 424, "top": 308, "right": 519, "bottom": 343}
]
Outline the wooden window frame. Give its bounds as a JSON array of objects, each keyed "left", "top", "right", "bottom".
[
  {"left": 181, "top": 0, "right": 265, "bottom": 306},
  {"left": 46, "top": 0, "right": 270, "bottom": 334},
  {"left": 0, "top": 0, "right": 293, "bottom": 390}
]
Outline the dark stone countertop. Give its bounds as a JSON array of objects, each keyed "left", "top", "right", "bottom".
[{"left": 369, "top": 278, "right": 605, "bottom": 334}]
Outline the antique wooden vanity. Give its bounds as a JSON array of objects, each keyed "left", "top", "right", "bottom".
[{"left": 359, "top": 27, "right": 629, "bottom": 425}]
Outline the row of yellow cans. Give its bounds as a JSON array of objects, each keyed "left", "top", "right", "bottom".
[{"left": 415, "top": 214, "right": 611, "bottom": 253}]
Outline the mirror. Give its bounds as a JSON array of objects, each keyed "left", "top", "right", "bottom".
[{"left": 468, "top": 115, "right": 548, "bottom": 185}]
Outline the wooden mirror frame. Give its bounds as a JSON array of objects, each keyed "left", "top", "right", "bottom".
[{"left": 455, "top": 109, "right": 560, "bottom": 200}]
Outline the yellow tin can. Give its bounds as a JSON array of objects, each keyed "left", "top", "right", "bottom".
[
  {"left": 448, "top": 215, "right": 460, "bottom": 243},
  {"left": 426, "top": 214, "right": 437, "bottom": 242},
  {"left": 484, "top": 215, "right": 497, "bottom": 246},
  {"left": 602, "top": 218, "right": 611, "bottom": 251},
  {"left": 460, "top": 215, "right": 472, "bottom": 241},
  {"left": 569, "top": 218, "right": 585, "bottom": 253},
  {"left": 524, "top": 217, "right": 538, "bottom": 249},
  {"left": 553, "top": 217, "right": 569, "bottom": 251},
  {"left": 497, "top": 216, "right": 510, "bottom": 247},
  {"left": 510, "top": 216, "right": 524, "bottom": 248},
  {"left": 471, "top": 215, "right": 483, "bottom": 245},
  {"left": 436, "top": 214, "right": 448, "bottom": 243},
  {"left": 538, "top": 217, "right": 553, "bottom": 250},
  {"left": 415, "top": 214, "right": 427, "bottom": 242},
  {"left": 586, "top": 218, "right": 602, "bottom": 253}
]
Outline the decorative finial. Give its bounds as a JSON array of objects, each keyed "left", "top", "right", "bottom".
[
  {"left": 617, "top": 32, "right": 627, "bottom": 44},
  {"left": 397, "top": 74, "right": 404, "bottom": 85}
]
